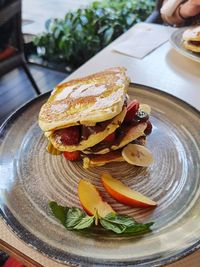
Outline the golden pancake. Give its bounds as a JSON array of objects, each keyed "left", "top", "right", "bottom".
[
  {"left": 183, "top": 40, "right": 200, "bottom": 53},
  {"left": 83, "top": 150, "right": 124, "bottom": 168},
  {"left": 49, "top": 108, "right": 126, "bottom": 152},
  {"left": 39, "top": 67, "right": 129, "bottom": 132},
  {"left": 182, "top": 26, "right": 200, "bottom": 42},
  {"left": 83, "top": 122, "right": 147, "bottom": 155},
  {"left": 82, "top": 136, "right": 147, "bottom": 168}
]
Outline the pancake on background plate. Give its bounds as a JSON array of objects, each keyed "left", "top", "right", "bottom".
[
  {"left": 38, "top": 68, "right": 153, "bottom": 168},
  {"left": 182, "top": 26, "right": 200, "bottom": 53}
]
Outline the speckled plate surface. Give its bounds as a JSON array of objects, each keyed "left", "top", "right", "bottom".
[
  {"left": 170, "top": 27, "right": 200, "bottom": 63},
  {"left": 1, "top": 84, "right": 200, "bottom": 267}
]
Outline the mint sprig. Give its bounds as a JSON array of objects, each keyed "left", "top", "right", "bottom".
[{"left": 49, "top": 201, "right": 154, "bottom": 235}]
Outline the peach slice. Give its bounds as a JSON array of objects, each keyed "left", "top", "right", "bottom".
[
  {"left": 78, "top": 179, "right": 115, "bottom": 217},
  {"left": 101, "top": 173, "right": 157, "bottom": 208}
]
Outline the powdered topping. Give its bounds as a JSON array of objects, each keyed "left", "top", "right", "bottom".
[
  {"left": 70, "top": 84, "right": 107, "bottom": 98},
  {"left": 54, "top": 84, "right": 107, "bottom": 101},
  {"left": 81, "top": 89, "right": 123, "bottom": 114},
  {"left": 51, "top": 103, "right": 69, "bottom": 113},
  {"left": 55, "top": 85, "right": 77, "bottom": 101},
  {"left": 116, "top": 73, "right": 126, "bottom": 86}
]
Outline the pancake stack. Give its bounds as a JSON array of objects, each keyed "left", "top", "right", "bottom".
[
  {"left": 39, "top": 68, "right": 153, "bottom": 168},
  {"left": 182, "top": 26, "right": 200, "bottom": 53}
]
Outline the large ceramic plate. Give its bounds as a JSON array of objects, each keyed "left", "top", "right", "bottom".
[
  {"left": 1, "top": 84, "right": 200, "bottom": 266},
  {"left": 170, "top": 27, "right": 200, "bottom": 63}
]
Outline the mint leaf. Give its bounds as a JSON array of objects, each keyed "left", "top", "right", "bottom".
[
  {"left": 65, "top": 207, "right": 86, "bottom": 228},
  {"left": 49, "top": 201, "right": 154, "bottom": 235},
  {"left": 124, "top": 222, "right": 154, "bottom": 234},
  {"left": 100, "top": 218, "right": 126, "bottom": 234},
  {"left": 104, "top": 213, "right": 137, "bottom": 227},
  {"left": 74, "top": 216, "right": 95, "bottom": 230},
  {"left": 49, "top": 201, "right": 68, "bottom": 226},
  {"left": 100, "top": 213, "right": 154, "bottom": 234}
]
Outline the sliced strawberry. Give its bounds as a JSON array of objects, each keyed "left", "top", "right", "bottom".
[
  {"left": 59, "top": 126, "right": 80, "bottom": 145},
  {"left": 63, "top": 151, "right": 81, "bottom": 161},
  {"left": 3, "top": 257, "right": 24, "bottom": 267},
  {"left": 104, "top": 133, "right": 115, "bottom": 142},
  {"left": 124, "top": 100, "right": 139, "bottom": 122}
]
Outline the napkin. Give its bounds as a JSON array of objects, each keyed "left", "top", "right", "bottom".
[{"left": 113, "top": 23, "right": 175, "bottom": 59}]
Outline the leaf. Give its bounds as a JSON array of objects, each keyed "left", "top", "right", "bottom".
[
  {"left": 103, "top": 27, "right": 114, "bottom": 45},
  {"left": 100, "top": 218, "right": 126, "bottom": 234},
  {"left": 124, "top": 222, "right": 154, "bottom": 234},
  {"left": 45, "top": 18, "right": 53, "bottom": 31},
  {"left": 104, "top": 213, "right": 137, "bottom": 227},
  {"left": 100, "top": 213, "right": 154, "bottom": 234},
  {"left": 65, "top": 207, "right": 86, "bottom": 228},
  {"left": 33, "top": 0, "right": 155, "bottom": 68},
  {"left": 74, "top": 216, "right": 95, "bottom": 230},
  {"left": 49, "top": 201, "right": 68, "bottom": 226}
]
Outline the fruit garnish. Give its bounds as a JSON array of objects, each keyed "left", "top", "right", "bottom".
[
  {"left": 63, "top": 151, "right": 81, "bottom": 161},
  {"left": 101, "top": 173, "right": 157, "bottom": 208},
  {"left": 139, "top": 104, "right": 151, "bottom": 115},
  {"left": 124, "top": 100, "right": 139, "bottom": 122},
  {"left": 50, "top": 180, "right": 154, "bottom": 235},
  {"left": 122, "top": 144, "right": 153, "bottom": 167},
  {"left": 78, "top": 179, "right": 114, "bottom": 217},
  {"left": 134, "top": 110, "right": 149, "bottom": 123},
  {"left": 104, "top": 133, "right": 115, "bottom": 142},
  {"left": 59, "top": 126, "right": 80, "bottom": 145}
]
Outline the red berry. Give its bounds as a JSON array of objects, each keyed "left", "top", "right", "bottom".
[
  {"left": 59, "top": 126, "right": 80, "bottom": 145},
  {"left": 144, "top": 121, "right": 153, "bottom": 135},
  {"left": 104, "top": 133, "right": 115, "bottom": 142},
  {"left": 124, "top": 100, "right": 139, "bottom": 122},
  {"left": 63, "top": 151, "right": 81, "bottom": 161}
]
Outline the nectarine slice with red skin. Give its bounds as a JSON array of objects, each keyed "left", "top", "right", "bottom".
[
  {"left": 78, "top": 179, "right": 115, "bottom": 217},
  {"left": 101, "top": 173, "right": 157, "bottom": 208}
]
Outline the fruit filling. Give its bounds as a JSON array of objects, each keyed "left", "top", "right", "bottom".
[
  {"left": 85, "top": 114, "right": 151, "bottom": 153},
  {"left": 54, "top": 118, "right": 113, "bottom": 146},
  {"left": 188, "top": 40, "right": 200, "bottom": 46}
]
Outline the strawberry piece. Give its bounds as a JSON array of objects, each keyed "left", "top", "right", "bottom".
[
  {"left": 104, "top": 133, "right": 115, "bottom": 142},
  {"left": 3, "top": 257, "right": 24, "bottom": 267},
  {"left": 59, "top": 126, "right": 80, "bottom": 145},
  {"left": 144, "top": 121, "right": 153, "bottom": 135},
  {"left": 63, "top": 151, "right": 81, "bottom": 161},
  {"left": 124, "top": 100, "right": 139, "bottom": 122}
]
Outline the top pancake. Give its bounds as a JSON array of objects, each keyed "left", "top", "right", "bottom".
[
  {"left": 39, "top": 67, "right": 129, "bottom": 132},
  {"left": 182, "top": 26, "right": 200, "bottom": 42}
]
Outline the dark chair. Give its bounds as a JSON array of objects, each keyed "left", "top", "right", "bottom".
[
  {"left": 0, "top": 0, "right": 40, "bottom": 95},
  {"left": 145, "top": 0, "right": 164, "bottom": 24}
]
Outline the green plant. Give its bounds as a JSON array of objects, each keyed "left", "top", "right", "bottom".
[{"left": 34, "top": 0, "right": 155, "bottom": 69}]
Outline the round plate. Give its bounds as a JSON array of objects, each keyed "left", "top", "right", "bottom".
[
  {"left": 1, "top": 84, "right": 200, "bottom": 266},
  {"left": 170, "top": 27, "right": 200, "bottom": 63}
]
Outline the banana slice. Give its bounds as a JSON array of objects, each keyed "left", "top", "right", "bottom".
[
  {"left": 122, "top": 144, "right": 153, "bottom": 167},
  {"left": 139, "top": 104, "right": 151, "bottom": 115}
]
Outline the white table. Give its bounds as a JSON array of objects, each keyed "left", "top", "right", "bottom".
[
  {"left": 1, "top": 23, "right": 200, "bottom": 267},
  {"left": 65, "top": 24, "right": 200, "bottom": 111}
]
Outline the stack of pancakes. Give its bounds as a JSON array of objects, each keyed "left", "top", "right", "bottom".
[
  {"left": 39, "top": 68, "right": 152, "bottom": 168},
  {"left": 182, "top": 26, "right": 200, "bottom": 53}
]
